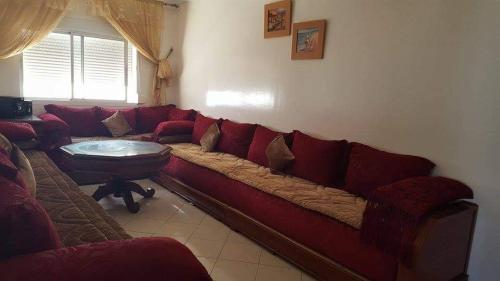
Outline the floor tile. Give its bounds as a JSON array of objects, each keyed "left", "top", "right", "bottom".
[
  {"left": 158, "top": 222, "right": 198, "bottom": 240},
  {"left": 127, "top": 231, "right": 153, "bottom": 238},
  {"left": 191, "top": 221, "right": 230, "bottom": 241},
  {"left": 168, "top": 204, "right": 206, "bottom": 224},
  {"left": 301, "top": 273, "right": 319, "bottom": 281},
  {"left": 219, "top": 241, "right": 262, "bottom": 263},
  {"left": 259, "top": 250, "right": 292, "bottom": 268},
  {"left": 197, "top": 257, "right": 217, "bottom": 274},
  {"left": 226, "top": 231, "right": 254, "bottom": 245},
  {"left": 185, "top": 238, "right": 225, "bottom": 259},
  {"left": 211, "top": 260, "right": 258, "bottom": 281},
  {"left": 256, "top": 265, "right": 301, "bottom": 281},
  {"left": 123, "top": 217, "right": 165, "bottom": 233}
]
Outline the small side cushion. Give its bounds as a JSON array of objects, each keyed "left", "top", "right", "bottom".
[
  {"left": 247, "top": 125, "right": 292, "bottom": 167},
  {"left": 168, "top": 108, "right": 196, "bottom": 121},
  {"left": 0, "top": 122, "right": 37, "bottom": 141},
  {"left": 345, "top": 142, "right": 435, "bottom": 197},
  {"left": 154, "top": 120, "right": 195, "bottom": 137},
  {"left": 136, "top": 105, "right": 174, "bottom": 133},
  {"left": 200, "top": 123, "right": 220, "bottom": 152},
  {"left": 38, "top": 113, "right": 70, "bottom": 132},
  {"left": 192, "top": 113, "right": 221, "bottom": 145},
  {"left": 0, "top": 176, "right": 61, "bottom": 259},
  {"left": 216, "top": 120, "right": 256, "bottom": 158},
  {"left": 289, "top": 131, "right": 348, "bottom": 186},
  {"left": 98, "top": 107, "right": 137, "bottom": 135},
  {"left": 101, "top": 111, "right": 132, "bottom": 137},
  {"left": 265, "top": 135, "right": 295, "bottom": 173},
  {"left": 44, "top": 104, "right": 100, "bottom": 137}
]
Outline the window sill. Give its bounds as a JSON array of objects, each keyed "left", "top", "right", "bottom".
[{"left": 29, "top": 99, "right": 139, "bottom": 107}]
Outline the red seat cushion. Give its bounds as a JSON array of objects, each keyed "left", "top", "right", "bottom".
[
  {"left": 0, "top": 149, "right": 17, "bottom": 179},
  {"left": 0, "top": 122, "right": 37, "bottom": 141},
  {"left": 345, "top": 142, "right": 435, "bottom": 197},
  {"left": 44, "top": 104, "right": 100, "bottom": 137},
  {"left": 216, "top": 120, "right": 257, "bottom": 158},
  {"left": 0, "top": 176, "right": 61, "bottom": 259},
  {"left": 136, "top": 105, "right": 174, "bottom": 133},
  {"left": 192, "top": 113, "right": 220, "bottom": 145},
  {"left": 98, "top": 107, "right": 137, "bottom": 135},
  {"left": 289, "top": 131, "right": 348, "bottom": 186},
  {"left": 154, "top": 121, "right": 195, "bottom": 137},
  {"left": 247, "top": 125, "right": 292, "bottom": 167},
  {"left": 168, "top": 108, "right": 196, "bottom": 121},
  {"left": 163, "top": 157, "right": 397, "bottom": 281}
]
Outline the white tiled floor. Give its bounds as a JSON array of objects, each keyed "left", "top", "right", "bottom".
[{"left": 80, "top": 179, "right": 318, "bottom": 281}]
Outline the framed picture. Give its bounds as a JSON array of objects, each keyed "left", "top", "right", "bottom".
[
  {"left": 264, "top": 0, "right": 292, "bottom": 38},
  {"left": 291, "top": 20, "right": 327, "bottom": 60}
]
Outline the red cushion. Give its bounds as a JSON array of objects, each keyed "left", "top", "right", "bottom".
[
  {"left": 168, "top": 108, "right": 196, "bottom": 121},
  {"left": 345, "top": 142, "right": 435, "bottom": 197},
  {"left": 216, "top": 120, "right": 257, "bottom": 158},
  {"left": 0, "top": 122, "right": 37, "bottom": 141},
  {"left": 289, "top": 131, "right": 348, "bottom": 186},
  {"left": 136, "top": 105, "right": 174, "bottom": 133},
  {"left": 98, "top": 107, "right": 137, "bottom": 136},
  {"left": 192, "top": 113, "right": 220, "bottom": 145},
  {"left": 163, "top": 157, "right": 397, "bottom": 281},
  {"left": 44, "top": 104, "right": 100, "bottom": 137},
  {"left": 38, "top": 113, "right": 70, "bottom": 132},
  {"left": 247, "top": 125, "right": 292, "bottom": 167},
  {"left": 0, "top": 176, "right": 61, "bottom": 259},
  {"left": 0, "top": 149, "right": 17, "bottom": 179},
  {"left": 154, "top": 121, "right": 195, "bottom": 137}
]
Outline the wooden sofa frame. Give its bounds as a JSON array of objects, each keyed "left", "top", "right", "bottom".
[{"left": 152, "top": 173, "right": 477, "bottom": 281}]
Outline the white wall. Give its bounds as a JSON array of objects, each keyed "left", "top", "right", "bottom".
[
  {"left": 175, "top": 0, "right": 500, "bottom": 280},
  {"left": 0, "top": 3, "right": 180, "bottom": 113}
]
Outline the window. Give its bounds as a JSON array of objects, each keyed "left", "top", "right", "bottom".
[{"left": 23, "top": 32, "right": 137, "bottom": 103}]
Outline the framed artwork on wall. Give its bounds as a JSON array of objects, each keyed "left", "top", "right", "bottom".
[
  {"left": 264, "top": 0, "right": 292, "bottom": 38},
  {"left": 291, "top": 20, "right": 327, "bottom": 60}
]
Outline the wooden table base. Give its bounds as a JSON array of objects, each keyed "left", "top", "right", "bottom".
[{"left": 92, "top": 177, "right": 155, "bottom": 213}]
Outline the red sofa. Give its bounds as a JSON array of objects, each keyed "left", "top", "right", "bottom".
[{"left": 0, "top": 126, "right": 211, "bottom": 281}]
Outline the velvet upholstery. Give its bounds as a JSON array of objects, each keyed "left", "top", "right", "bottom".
[
  {"left": 44, "top": 104, "right": 101, "bottom": 137},
  {"left": 136, "top": 105, "right": 174, "bottom": 133},
  {"left": 289, "top": 131, "right": 348, "bottom": 186},
  {"left": 38, "top": 113, "right": 70, "bottom": 132},
  {"left": 154, "top": 121, "right": 195, "bottom": 137},
  {"left": 0, "top": 122, "right": 37, "bottom": 141},
  {"left": 0, "top": 148, "right": 17, "bottom": 179},
  {"left": 0, "top": 176, "right": 61, "bottom": 260},
  {"left": 192, "top": 113, "right": 220, "bottom": 145},
  {"left": 98, "top": 107, "right": 137, "bottom": 135},
  {"left": 0, "top": 238, "right": 211, "bottom": 281},
  {"left": 216, "top": 120, "right": 257, "bottom": 158},
  {"left": 168, "top": 108, "right": 196, "bottom": 121},
  {"left": 163, "top": 157, "right": 397, "bottom": 281},
  {"left": 345, "top": 142, "right": 435, "bottom": 197},
  {"left": 247, "top": 125, "right": 286, "bottom": 167}
]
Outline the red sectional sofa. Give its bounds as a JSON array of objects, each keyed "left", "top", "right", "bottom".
[{"left": 37, "top": 105, "right": 478, "bottom": 281}]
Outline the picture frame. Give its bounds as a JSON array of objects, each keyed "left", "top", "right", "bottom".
[
  {"left": 291, "top": 20, "right": 327, "bottom": 60},
  {"left": 264, "top": 0, "right": 292, "bottom": 38}
]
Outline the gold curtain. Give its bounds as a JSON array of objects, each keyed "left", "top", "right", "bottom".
[
  {"left": 91, "top": 0, "right": 172, "bottom": 105},
  {"left": 0, "top": 0, "right": 71, "bottom": 59}
]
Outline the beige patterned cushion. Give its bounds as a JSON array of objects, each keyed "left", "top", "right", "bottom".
[
  {"left": 200, "top": 123, "right": 220, "bottom": 152},
  {"left": 265, "top": 135, "right": 295, "bottom": 173},
  {"left": 10, "top": 145, "right": 36, "bottom": 196},
  {"left": 101, "top": 111, "right": 131, "bottom": 137},
  {"left": 0, "top": 133, "right": 12, "bottom": 156}
]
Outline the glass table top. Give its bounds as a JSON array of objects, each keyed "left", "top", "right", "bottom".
[{"left": 61, "top": 140, "right": 170, "bottom": 158}]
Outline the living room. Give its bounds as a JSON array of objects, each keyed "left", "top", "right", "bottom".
[{"left": 0, "top": 0, "right": 498, "bottom": 281}]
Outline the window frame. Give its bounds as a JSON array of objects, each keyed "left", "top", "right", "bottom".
[{"left": 21, "top": 30, "right": 137, "bottom": 104}]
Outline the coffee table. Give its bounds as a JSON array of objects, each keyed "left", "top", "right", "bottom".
[{"left": 61, "top": 140, "right": 171, "bottom": 213}]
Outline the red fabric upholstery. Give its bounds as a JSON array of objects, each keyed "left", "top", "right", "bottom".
[
  {"left": 44, "top": 104, "right": 100, "bottom": 137},
  {"left": 0, "top": 237, "right": 211, "bottom": 281},
  {"left": 153, "top": 121, "right": 194, "bottom": 138},
  {"left": 192, "top": 113, "right": 220, "bottom": 145},
  {"left": 0, "top": 176, "right": 61, "bottom": 260},
  {"left": 0, "top": 149, "right": 17, "bottom": 179},
  {"left": 247, "top": 125, "right": 289, "bottom": 167},
  {"left": 345, "top": 143, "right": 435, "bottom": 197},
  {"left": 38, "top": 113, "right": 70, "bottom": 132},
  {"left": 136, "top": 105, "right": 174, "bottom": 133},
  {"left": 216, "top": 120, "right": 257, "bottom": 158},
  {"left": 362, "top": 176, "right": 473, "bottom": 261},
  {"left": 289, "top": 131, "right": 348, "bottom": 186},
  {"left": 163, "top": 157, "right": 397, "bottom": 281},
  {"left": 0, "top": 122, "right": 37, "bottom": 141},
  {"left": 168, "top": 108, "right": 196, "bottom": 121},
  {"left": 98, "top": 107, "right": 137, "bottom": 135}
]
